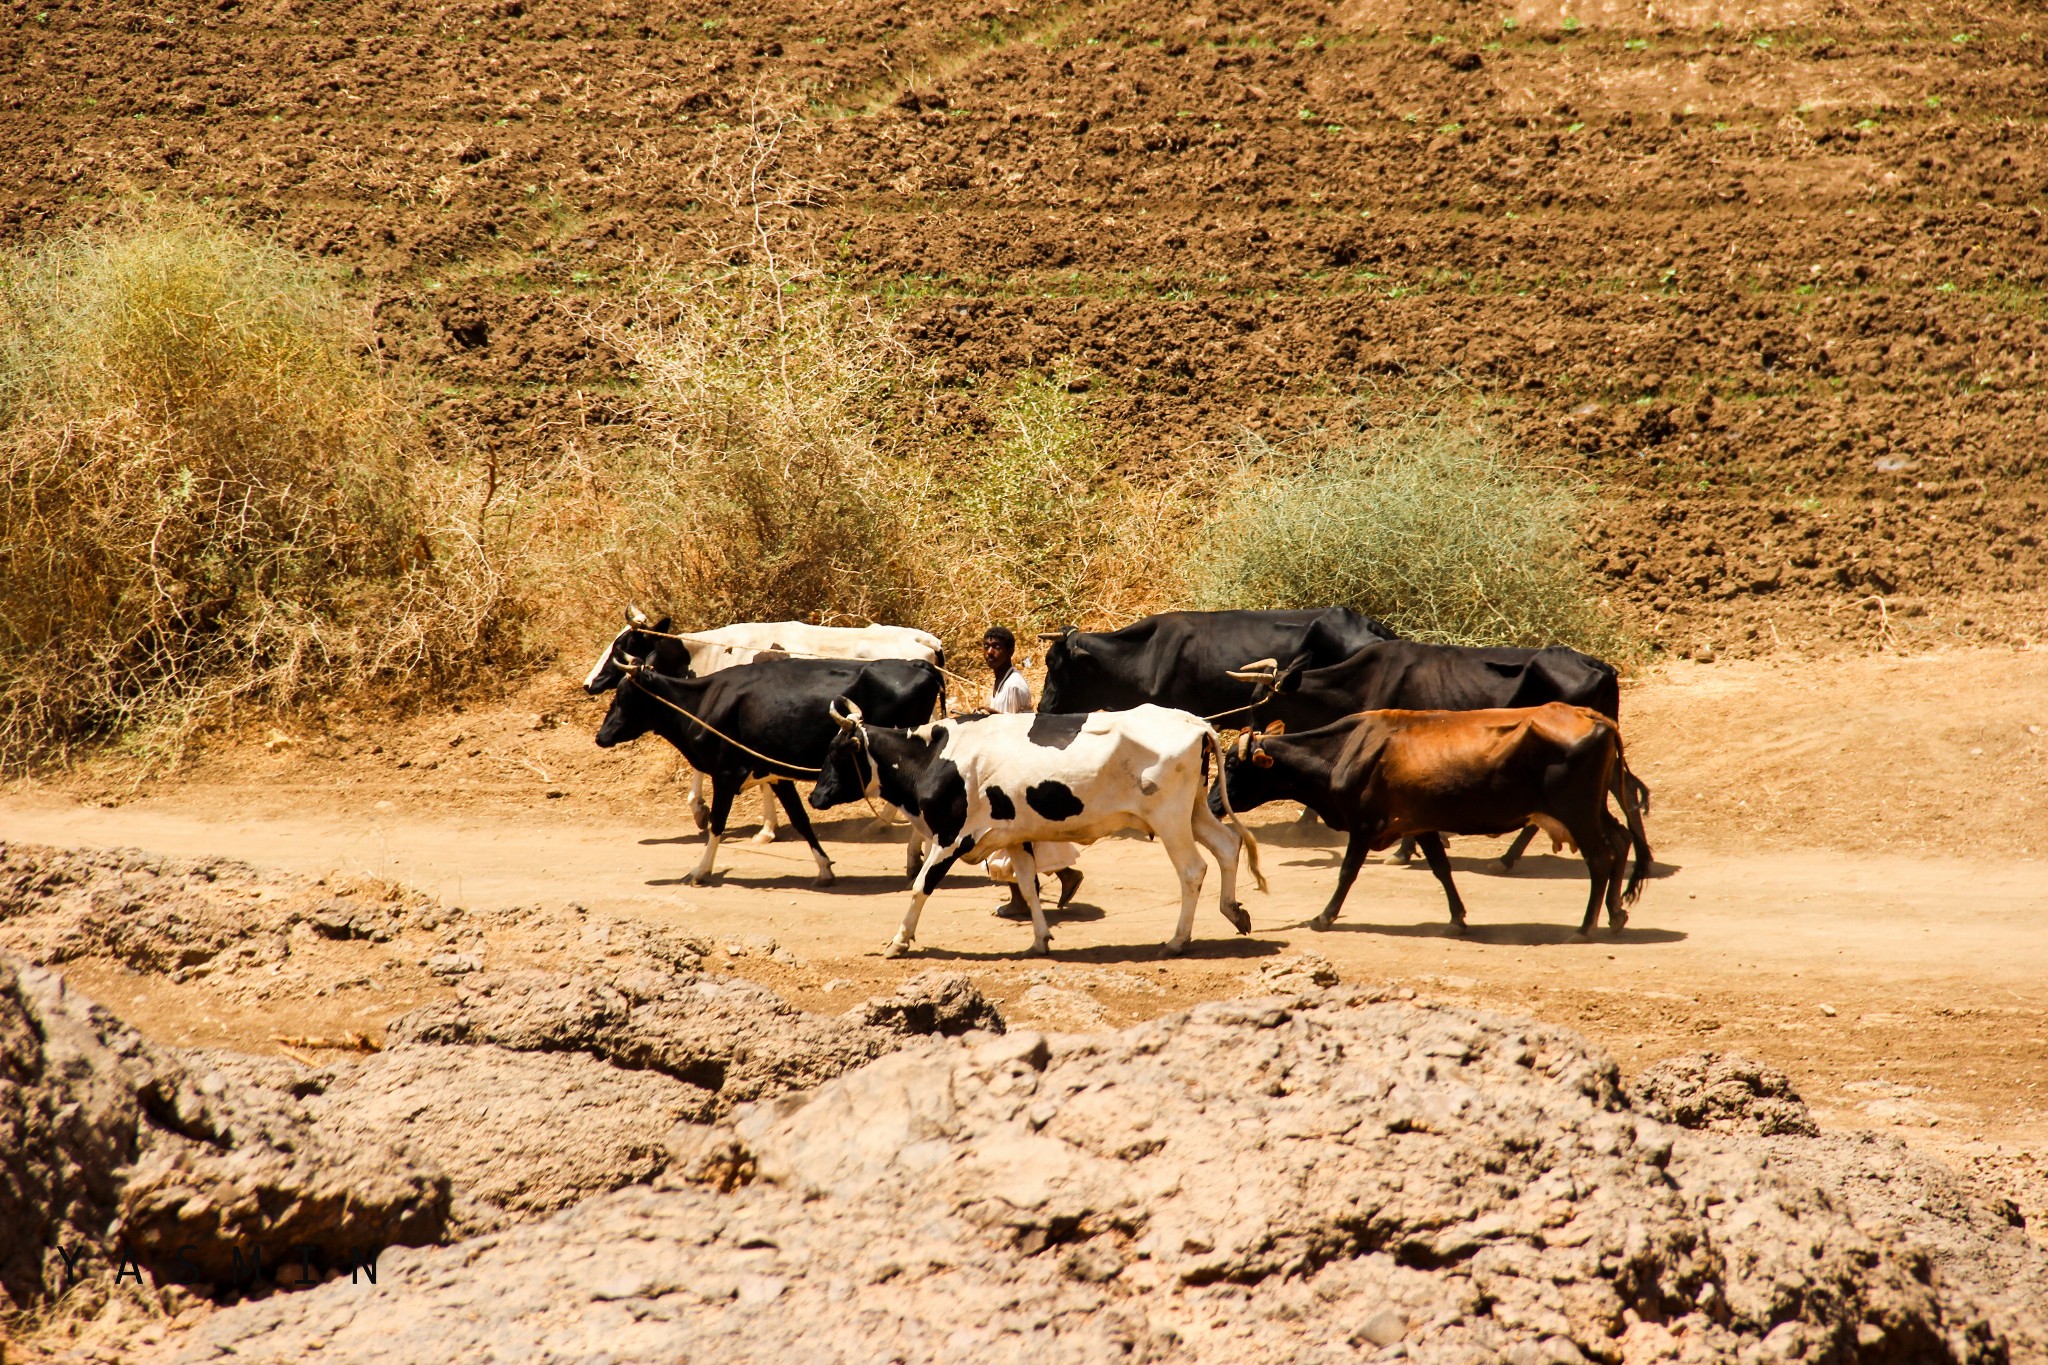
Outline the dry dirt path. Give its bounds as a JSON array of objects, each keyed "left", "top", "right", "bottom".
[{"left": 5, "top": 779, "right": 2046, "bottom": 1210}]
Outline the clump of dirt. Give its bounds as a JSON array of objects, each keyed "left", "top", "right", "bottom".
[
  {"left": 385, "top": 965, "right": 1000, "bottom": 1114},
  {"left": 141, "top": 989, "right": 2048, "bottom": 1364},
  {"left": 1629, "top": 1049, "right": 1822, "bottom": 1137}
]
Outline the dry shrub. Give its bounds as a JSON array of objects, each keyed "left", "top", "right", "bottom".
[
  {"left": 1192, "top": 417, "right": 1636, "bottom": 658},
  {"left": 0, "top": 211, "right": 508, "bottom": 768},
  {"left": 556, "top": 258, "right": 1182, "bottom": 663},
  {"left": 556, "top": 261, "right": 930, "bottom": 639}
]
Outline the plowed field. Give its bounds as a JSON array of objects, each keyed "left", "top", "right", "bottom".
[{"left": 8, "top": 0, "right": 2048, "bottom": 653}]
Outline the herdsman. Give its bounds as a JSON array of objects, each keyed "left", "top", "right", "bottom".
[{"left": 979, "top": 626, "right": 1085, "bottom": 920}]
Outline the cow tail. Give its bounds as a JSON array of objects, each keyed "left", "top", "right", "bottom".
[
  {"left": 1205, "top": 729, "right": 1267, "bottom": 893},
  {"left": 932, "top": 653, "right": 948, "bottom": 721},
  {"left": 1610, "top": 733, "right": 1653, "bottom": 906}
]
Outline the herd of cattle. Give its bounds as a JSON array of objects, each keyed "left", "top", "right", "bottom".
[{"left": 583, "top": 607, "right": 1652, "bottom": 958}]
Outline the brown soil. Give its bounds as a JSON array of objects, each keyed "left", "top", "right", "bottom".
[{"left": 7, "top": 0, "right": 2048, "bottom": 654}]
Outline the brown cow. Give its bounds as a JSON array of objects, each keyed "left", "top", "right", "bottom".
[{"left": 1216, "top": 704, "right": 1651, "bottom": 937}]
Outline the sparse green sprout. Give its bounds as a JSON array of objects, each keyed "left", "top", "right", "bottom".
[
  {"left": 1926, "top": 95, "right": 1941, "bottom": 106},
  {"left": 1566, "top": 120, "right": 1585, "bottom": 133},
  {"left": 700, "top": 17, "right": 720, "bottom": 29},
  {"left": 1298, "top": 107, "right": 1318, "bottom": 120},
  {"left": 1937, "top": 281, "right": 1956, "bottom": 292},
  {"left": 1950, "top": 31, "right": 1972, "bottom": 43},
  {"left": 1754, "top": 34, "right": 1773, "bottom": 48},
  {"left": 1501, "top": 14, "right": 1517, "bottom": 29},
  {"left": 1855, "top": 117, "right": 1880, "bottom": 129},
  {"left": 1296, "top": 34, "right": 1317, "bottom": 47},
  {"left": 1625, "top": 37, "right": 1648, "bottom": 49},
  {"left": 1561, "top": 14, "right": 1581, "bottom": 32},
  {"left": 1437, "top": 122, "right": 1462, "bottom": 135}
]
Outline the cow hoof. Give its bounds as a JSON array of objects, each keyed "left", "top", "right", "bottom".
[
  {"left": 1222, "top": 902, "right": 1251, "bottom": 935},
  {"left": 1307, "top": 914, "right": 1335, "bottom": 932},
  {"left": 1608, "top": 913, "right": 1629, "bottom": 934},
  {"left": 1159, "top": 940, "right": 1188, "bottom": 959},
  {"left": 1447, "top": 920, "right": 1470, "bottom": 937},
  {"left": 883, "top": 939, "right": 912, "bottom": 959},
  {"left": 1027, "top": 940, "right": 1054, "bottom": 958},
  {"left": 691, "top": 812, "right": 710, "bottom": 833},
  {"left": 812, "top": 874, "right": 836, "bottom": 889},
  {"left": 678, "top": 871, "right": 711, "bottom": 887},
  {"left": 1496, "top": 856, "right": 1519, "bottom": 873},
  {"left": 1570, "top": 930, "right": 1593, "bottom": 943},
  {"left": 749, "top": 829, "right": 778, "bottom": 846}
]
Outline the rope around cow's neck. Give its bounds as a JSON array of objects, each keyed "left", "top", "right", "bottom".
[{"left": 623, "top": 673, "right": 825, "bottom": 776}]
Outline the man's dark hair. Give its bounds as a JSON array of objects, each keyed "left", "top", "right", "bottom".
[{"left": 983, "top": 626, "right": 1016, "bottom": 649}]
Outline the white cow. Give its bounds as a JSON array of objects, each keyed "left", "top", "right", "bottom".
[
  {"left": 584, "top": 607, "right": 944, "bottom": 841},
  {"left": 809, "top": 703, "right": 1266, "bottom": 958}
]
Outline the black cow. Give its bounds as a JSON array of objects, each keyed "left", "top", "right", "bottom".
[
  {"left": 594, "top": 656, "right": 944, "bottom": 886},
  {"left": 1226, "top": 640, "right": 1646, "bottom": 867},
  {"left": 1220, "top": 705, "right": 1652, "bottom": 938},
  {"left": 1036, "top": 609, "right": 1399, "bottom": 721}
]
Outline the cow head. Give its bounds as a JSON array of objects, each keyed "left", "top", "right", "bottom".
[
  {"left": 583, "top": 606, "right": 678, "bottom": 695},
  {"left": 593, "top": 656, "right": 656, "bottom": 748},
  {"left": 1034, "top": 627, "right": 1082, "bottom": 712},
  {"left": 809, "top": 697, "right": 873, "bottom": 810},
  {"left": 1215, "top": 721, "right": 1288, "bottom": 814}
]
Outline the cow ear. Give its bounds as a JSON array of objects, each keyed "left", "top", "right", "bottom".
[
  {"left": 1263, "top": 720, "right": 1286, "bottom": 736},
  {"left": 1251, "top": 748, "right": 1275, "bottom": 768},
  {"left": 653, "top": 616, "right": 672, "bottom": 633}
]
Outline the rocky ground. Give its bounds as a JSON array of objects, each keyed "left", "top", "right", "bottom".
[{"left": 5, "top": 837, "right": 2048, "bottom": 1363}]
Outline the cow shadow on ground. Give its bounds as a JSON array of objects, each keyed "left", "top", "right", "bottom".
[
  {"left": 643, "top": 871, "right": 910, "bottom": 894},
  {"left": 900, "top": 936, "right": 1287, "bottom": 965},
  {"left": 1305, "top": 920, "right": 1686, "bottom": 947}
]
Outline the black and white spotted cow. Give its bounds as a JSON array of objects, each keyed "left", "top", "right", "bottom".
[
  {"left": 583, "top": 607, "right": 945, "bottom": 841},
  {"left": 594, "top": 655, "right": 945, "bottom": 887},
  {"left": 810, "top": 702, "right": 1267, "bottom": 959}
]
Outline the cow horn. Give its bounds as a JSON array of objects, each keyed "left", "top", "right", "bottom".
[
  {"left": 1036, "top": 631, "right": 1065, "bottom": 643},
  {"left": 830, "top": 697, "right": 864, "bottom": 730},
  {"left": 1225, "top": 657, "right": 1280, "bottom": 682},
  {"left": 1263, "top": 720, "right": 1286, "bottom": 735},
  {"left": 626, "top": 604, "right": 650, "bottom": 627}
]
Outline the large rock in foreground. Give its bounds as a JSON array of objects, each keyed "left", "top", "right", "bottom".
[
  {"left": 0, "top": 959, "right": 448, "bottom": 1318},
  {"left": 155, "top": 989, "right": 2048, "bottom": 1364}
]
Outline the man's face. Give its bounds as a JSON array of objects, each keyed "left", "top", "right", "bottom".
[{"left": 983, "top": 637, "right": 1013, "bottom": 673}]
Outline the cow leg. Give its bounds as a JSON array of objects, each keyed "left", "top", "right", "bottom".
[
  {"left": 1155, "top": 824, "right": 1211, "bottom": 957},
  {"left": 887, "top": 845, "right": 965, "bottom": 957},
  {"left": 1414, "top": 833, "right": 1470, "bottom": 934},
  {"left": 1498, "top": 825, "right": 1539, "bottom": 871},
  {"left": 1007, "top": 845, "right": 1055, "bottom": 957},
  {"left": 770, "top": 781, "right": 835, "bottom": 887},
  {"left": 1563, "top": 811, "right": 1617, "bottom": 940},
  {"left": 1600, "top": 812, "right": 1630, "bottom": 932},
  {"left": 748, "top": 780, "right": 783, "bottom": 845},
  {"left": 679, "top": 778, "right": 737, "bottom": 885},
  {"left": 1309, "top": 832, "right": 1369, "bottom": 930},
  {"left": 1190, "top": 804, "right": 1250, "bottom": 936},
  {"left": 688, "top": 769, "right": 710, "bottom": 832},
  {"left": 1392, "top": 836, "right": 1415, "bottom": 865},
  {"left": 904, "top": 825, "right": 927, "bottom": 882}
]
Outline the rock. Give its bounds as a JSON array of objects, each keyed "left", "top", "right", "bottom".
[
  {"left": 844, "top": 970, "right": 1006, "bottom": 1037},
  {"left": 0, "top": 955, "right": 448, "bottom": 1316},
  {"left": 1355, "top": 1305, "right": 1407, "bottom": 1347},
  {"left": 426, "top": 951, "right": 483, "bottom": 977},
  {"left": 385, "top": 968, "right": 930, "bottom": 1115},
  {"left": 144, "top": 988, "right": 2048, "bottom": 1362},
  {"left": 1629, "top": 1050, "right": 1821, "bottom": 1136}
]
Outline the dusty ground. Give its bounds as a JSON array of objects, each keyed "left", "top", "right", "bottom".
[
  {"left": 6, "top": 647, "right": 2045, "bottom": 1233},
  {"left": 7, "top": 0, "right": 2048, "bottom": 653}
]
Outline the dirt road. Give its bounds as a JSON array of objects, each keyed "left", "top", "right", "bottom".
[{"left": 5, "top": 648, "right": 2045, "bottom": 1212}]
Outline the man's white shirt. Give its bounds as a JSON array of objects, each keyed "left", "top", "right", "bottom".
[{"left": 989, "top": 668, "right": 1033, "bottom": 715}]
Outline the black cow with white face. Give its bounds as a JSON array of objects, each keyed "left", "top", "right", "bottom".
[
  {"left": 1036, "top": 609, "right": 1399, "bottom": 719},
  {"left": 1225, "top": 640, "right": 1646, "bottom": 867},
  {"left": 811, "top": 703, "right": 1265, "bottom": 959},
  {"left": 595, "top": 655, "right": 944, "bottom": 886}
]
